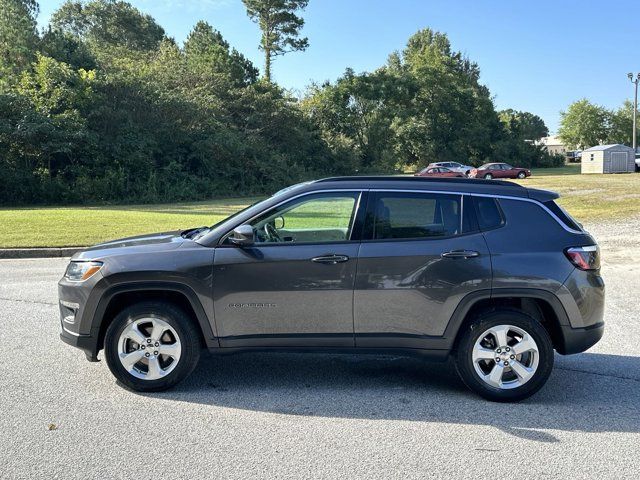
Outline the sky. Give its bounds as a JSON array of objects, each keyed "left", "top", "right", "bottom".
[{"left": 37, "top": 0, "right": 640, "bottom": 133}]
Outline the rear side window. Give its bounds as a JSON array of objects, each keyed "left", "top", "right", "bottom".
[
  {"left": 366, "top": 192, "right": 462, "bottom": 240},
  {"left": 543, "top": 200, "right": 583, "bottom": 231},
  {"left": 474, "top": 196, "right": 504, "bottom": 230}
]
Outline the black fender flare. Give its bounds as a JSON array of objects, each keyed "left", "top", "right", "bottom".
[
  {"left": 90, "top": 281, "right": 218, "bottom": 349},
  {"left": 441, "top": 288, "right": 571, "bottom": 351}
]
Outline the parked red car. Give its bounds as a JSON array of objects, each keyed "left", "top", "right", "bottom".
[
  {"left": 469, "top": 163, "right": 531, "bottom": 179},
  {"left": 415, "top": 166, "right": 465, "bottom": 178}
]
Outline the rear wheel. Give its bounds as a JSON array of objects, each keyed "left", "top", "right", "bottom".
[
  {"left": 484, "top": 173, "right": 493, "bottom": 179},
  {"left": 517, "top": 171, "right": 526, "bottom": 179},
  {"left": 455, "top": 310, "right": 554, "bottom": 402},
  {"left": 104, "top": 301, "right": 201, "bottom": 392}
]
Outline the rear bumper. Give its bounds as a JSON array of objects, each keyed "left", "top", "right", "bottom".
[{"left": 557, "top": 322, "right": 604, "bottom": 355}]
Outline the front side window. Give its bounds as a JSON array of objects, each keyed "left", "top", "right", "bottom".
[
  {"left": 245, "top": 192, "right": 360, "bottom": 244},
  {"left": 366, "top": 192, "right": 462, "bottom": 240}
]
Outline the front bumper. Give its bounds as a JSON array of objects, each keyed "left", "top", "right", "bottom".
[
  {"left": 58, "top": 271, "right": 103, "bottom": 361},
  {"left": 60, "top": 328, "right": 100, "bottom": 362}
]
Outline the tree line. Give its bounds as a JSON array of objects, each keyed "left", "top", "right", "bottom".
[
  {"left": 558, "top": 99, "right": 636, "bottom": 150},
  {"left": 0, "top": 0, "right": 560, "bottom": 206}
]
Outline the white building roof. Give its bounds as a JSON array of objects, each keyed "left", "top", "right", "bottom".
[
  {"left": 583, "top": 144, "right": 631, "bottom": 152},
  {"left": 537, "top": 136, "right": 564, "bottom": 147}
]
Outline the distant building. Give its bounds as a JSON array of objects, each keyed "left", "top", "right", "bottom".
[
  {"left": 536, "top": 136, "right": 567, "bottom": 156},
  {"left": 581, "top": 144, "right": 635, "bottom": 174}
]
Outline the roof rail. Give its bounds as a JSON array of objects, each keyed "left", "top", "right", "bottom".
[{"left": 314, "top": 175, "right": 524, "bottom": 188}]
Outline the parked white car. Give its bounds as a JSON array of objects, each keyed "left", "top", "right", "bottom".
[{"left": 426, "top": 161, "right": 474, "bottom": 176}]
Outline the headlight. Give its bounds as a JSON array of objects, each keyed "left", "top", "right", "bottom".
[{"left": 65, "top": 261, "right": 103, "bottom": 281}]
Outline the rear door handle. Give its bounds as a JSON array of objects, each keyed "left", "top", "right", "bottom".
[
  {"left": 311, "top": 254, "right": 350, "bottom": 264},
  {"left": 441, "top": 250, "right": 480, "bottom": 259}
]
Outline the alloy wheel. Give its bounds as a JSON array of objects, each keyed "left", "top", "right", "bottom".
[
  {"left": 117, "top": 316, "right": 182, "bottom": 380},
  {"left": 471, "top": 324, "right": 539, "bottom": 389}
]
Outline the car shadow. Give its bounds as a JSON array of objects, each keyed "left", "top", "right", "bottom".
[{"left": 141, "top": 351, "right": 640, "bottom": 442}]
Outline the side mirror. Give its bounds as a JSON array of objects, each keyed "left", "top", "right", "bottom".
[{"left": 229, "top": 225, "right": 254, "bottom": 246}]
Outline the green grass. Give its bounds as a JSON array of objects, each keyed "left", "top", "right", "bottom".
[
  {"left": 0, "top": 165, "right": 637, "bottom": 248},
  {"left": 514, "top": 166, "right": 640, "bottom": 222},
  {"left": 0, "top": 197, "right": 263, "bottom": 248},
  {"left": 529, "top": 163, "right": 581, "bottom": 176}
]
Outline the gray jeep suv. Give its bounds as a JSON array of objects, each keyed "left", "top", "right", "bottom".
[{"left": 59, "top": 176, "right": 604, "bottom": 402}]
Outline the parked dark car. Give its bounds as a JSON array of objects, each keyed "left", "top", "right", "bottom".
[
  {"left": 470, "top": 163, "right": 531, "bottom": 179},
  {"left": 59, "top": 176, "right": 604, "bottom": 402},
  {"left": 415, "top": 166, "right": 465, "bottom": 178}
]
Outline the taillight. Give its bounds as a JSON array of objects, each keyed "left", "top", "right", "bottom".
[{"left": 565, "top": 245, "right": 600, "bottom": 270}]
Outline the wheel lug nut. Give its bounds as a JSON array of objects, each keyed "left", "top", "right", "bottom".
[
  {"left": 495, "top": 357, "right": 500, "bottom": 362},
  {"left": 145, "top": 352, "right": 150, "bottom": 357},
  {"left": 496, "top": 349, "right": 501, "bottom": 354},
  {"left": 506, "top": 347, "right": 510, "bottom": 352},
  {"left": 147, "top": 339, "right": 152, "bottom": 344},
  {"left": 155, "top": 342, "right": 159, "bottom": 347},
  {"left": 510, "top": 355, "right": 515, "bottom": 359},
  {"left": 141, "top": 345, "right": 145, "bottom": 350},
  {"left": 503, "top": 361, "right": 509, "bottom": 366},
  {"left": 154, "top": 351, "right": 158, "bottom": 355}
]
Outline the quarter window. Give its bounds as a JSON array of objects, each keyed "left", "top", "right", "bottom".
[
  {"left": 367, "top": 192, "right": 462, "bottom": 240},
  {"left": 244, "top": 192, "right": 360, "bottom": 244},
  {"left": 474, "top": 196, "right": 504, "bottom": 230}
]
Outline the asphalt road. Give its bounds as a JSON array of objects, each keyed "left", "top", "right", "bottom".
[{"left": 1, "top": 219, "right": 639, "bottom": 479}]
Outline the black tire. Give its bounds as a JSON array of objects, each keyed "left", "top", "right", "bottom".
[
  {"left": 455, "top": 310, "right": 554, "bottom": 402},
  {"left": 517, "top": 171, "right": 526, "bottom": 179},
  {"left": 484, "top": 173, "right": 493, "bottom": 179},
  {"left": 104, "top": 301, "right": 202, "bottom": 392}
]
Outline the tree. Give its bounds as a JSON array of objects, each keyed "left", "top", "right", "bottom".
[
  {"left": 558, "top": 99, "right": 610, "bottom": 149},
  {"left": 50, "top": 0, "right": 165, "bottom": 52},
  {"left": 184, "top": 21, "right": 258, "bottom": 87},
  {"left": 0, "top": 0, "right": 39, "bottom": 87},
  {"left": 498, "top": 109, "right": 548, "bottom": 141},
  {"left": 607, "top": 100, "right": 633, "bottom": 146},
  {"left": 241, "top": 0, "right": 309, "bottom": 82}
]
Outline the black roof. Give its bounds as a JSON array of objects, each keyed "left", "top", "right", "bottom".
[{"left": 311, "top": 175, "right": 558, "bottom": 202}]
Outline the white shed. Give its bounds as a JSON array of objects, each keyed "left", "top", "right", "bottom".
[{"left": 581, "top": 144, "right": 636, "bottom": 174}]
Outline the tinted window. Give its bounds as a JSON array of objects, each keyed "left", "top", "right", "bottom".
[
  {"left": 368, "top": 192, "right": 462, "bottom": 240},
  {"left": 474, "top": 197, "right": 504, "bottom": 230},
  {"left": 543, "top": 200, "right": 582, "bottom": 231},
  {"left": 246, "top": 192, "right": 359, "bottom": 244}
]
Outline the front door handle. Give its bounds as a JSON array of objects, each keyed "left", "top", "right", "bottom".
[
  {"left": 441, "top": 250, "right": 480, "bottom": 259},
  {"left": 311, "top": 254, "right": 350, "bottom": 264}
]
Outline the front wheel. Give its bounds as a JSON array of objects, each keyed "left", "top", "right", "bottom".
[
  {"left": 455, "top": 310, "right": 554, "bottom": 402},
  {"left": 517, "top": 171, "right": 526, "bottom": 179},
  {"left": 104, "top": 301, "right": 202, "bottom": 392}
]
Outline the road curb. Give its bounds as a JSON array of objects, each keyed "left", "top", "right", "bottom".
[{"left": 0, "top": 247, "right": 83, "bottom": 259}]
